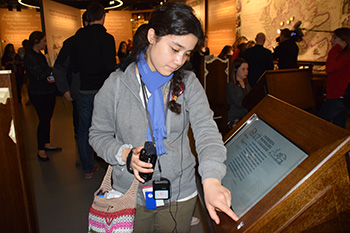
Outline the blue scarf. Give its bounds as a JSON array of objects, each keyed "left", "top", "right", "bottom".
[{"left": 137, "top": 51, "right": 173, "bottom": 156}]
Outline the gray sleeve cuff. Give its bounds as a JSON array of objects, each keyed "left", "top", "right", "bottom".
[{"left": 116, "top": 144, "right": 133, "bottom": 165}]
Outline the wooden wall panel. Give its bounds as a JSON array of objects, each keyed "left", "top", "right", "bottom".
[
  {"left": 207, "top": 0, "right": 236, "bottom": 55},
  {"left": 0, "top": 72, "right": 38, "bottom": 232}
]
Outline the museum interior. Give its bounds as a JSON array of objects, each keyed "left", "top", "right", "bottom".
[{"left": 1, "top": 0, "right": 350, "bottom": 232}]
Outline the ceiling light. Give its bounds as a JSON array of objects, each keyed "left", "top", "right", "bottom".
[
  {"left": 105, "top": 0, "right": 123, "bottom": 10},
  {"left": 18, "top": 0, "right": 40, "bottom": 9}
]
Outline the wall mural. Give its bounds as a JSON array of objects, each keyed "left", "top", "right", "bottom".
[{"left": 239, "top": 0, "right": 349, "bottom": 61}]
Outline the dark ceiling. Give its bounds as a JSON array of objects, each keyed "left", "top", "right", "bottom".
[{"left": 0, "top": 0, "right": 166, "bottom": 11}]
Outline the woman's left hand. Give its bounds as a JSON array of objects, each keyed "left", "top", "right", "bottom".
[{"left": 203, "top": 178, "right": 239, "bottom": 224}]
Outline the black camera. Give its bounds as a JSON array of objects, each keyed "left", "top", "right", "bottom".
[
  {"left": 276, "top": 21, "right": 304, "bottom": 43},
  {"left": 139, "top": 141, "right": 157, "bottom": 182}
]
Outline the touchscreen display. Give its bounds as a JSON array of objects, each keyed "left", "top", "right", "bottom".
[{"left": 222, "top": 114, "right": 308, "bottom": 218}]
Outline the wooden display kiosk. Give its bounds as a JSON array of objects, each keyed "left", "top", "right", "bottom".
[
  {"left": 242, "top": 68, "right": 315, "bottom": 113},
  {"left": 0, "top": 71, "right": 38, "bottom": 232},
  {"left": 198, "top": 95, "right": 350, "bottom": 233}
]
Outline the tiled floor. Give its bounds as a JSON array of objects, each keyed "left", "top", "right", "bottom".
[{"left": 21, "top": 94, "right": 207, "bottom": 233}]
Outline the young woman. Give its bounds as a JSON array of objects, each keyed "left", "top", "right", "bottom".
[
  {"left": 24, "top": 31, "right": 61, "bottom": 161},
  {"left": 318, "top": 27, "right": 350, "bottom": 128},
  {"left": 89, "top": 2, "right": 238, "bottom": 232},
  {"left": 227, "top": 58, "right": 251, "bottom": 130},
  {"left": 117, "top": 40, "right": 128, "bottom": 64}
]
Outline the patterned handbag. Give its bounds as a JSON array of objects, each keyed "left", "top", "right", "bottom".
[{"left": 88, "top": 165, "right": 139, "bottom": 233}]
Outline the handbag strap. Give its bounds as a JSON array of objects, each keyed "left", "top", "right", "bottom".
[
  {"left": 96, "top": 165, "right": 139, "bottom": 199},
  {"left": 99, "top": 165, "right": 113, "bottom": 192}
]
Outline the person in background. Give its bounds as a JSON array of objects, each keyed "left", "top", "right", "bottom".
[
  {"left": 235, "top": 42, "right": 248, "bottom": 58},
  {"left": 24, "top": 31, "right": 61, "bottom": 161},
  {"left": 218, "top": 45, "right": 233, "bottom": 60},
  {"left": 2, "top": 43, "right": 24, "bottom": 103},
  {"left": 54, "top": 12, "right": 89, "bottom": 140},
  {"left": 17, "top": 47, "right": 25, "bottom": 58},
  {"left": 227, "top": 58, "right": 251, "bottom": 130},
  {"left": 16, "top": 47, "right": 25, "bottom": 103},
  {"left": 237, "top": 40, "right": 256, "bottom": 59},
  {"left": 273, "top": 28, "right": 299, "bottom": 69},
  {"left": 117, "top": 41, "right": 128, "bottom": 64},
  {"left": 318, "top": 27, "right": 350, "bottom": 128},
  {"left": 239, "top": 40, "right": 256, "bottom": 58},
  {"left": 230, "top": 35, "right": 248, "bottom": 62},
  {"left": 127, "top": 38, "right": 133, "bottom": 54},
  {"left": 89, "top": 3, "right": 238, "bottom": 232},
  {"left": 2, "top": 43, "right": 17, "bottom": 70},
  {"left": 22, "top": 39, "right": 31, "bottom": 52},
  {"left": 21, "top": 39, "right": 32, "bottom": 106},
  {"left": 199, "top": 35, "right": 210, "bottom": 55},
  {"left": 246, "top": 40, "right": 256, "bottom": 49},
  {"left": 117, "top": 24, "right": 148, "bottom": 72},
  {"left": 71, "top": 1, "right": 116, "bottom": 179},
  {"left": 190, "top": 35, "right": 210, "bottom": 78},
  {"left": 243, "top": 32, "right": 274, "bottom": 87}
]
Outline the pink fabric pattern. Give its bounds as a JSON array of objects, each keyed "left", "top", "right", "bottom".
[{"left": 88, "top": 207, "right": 136, "bottom": 233}]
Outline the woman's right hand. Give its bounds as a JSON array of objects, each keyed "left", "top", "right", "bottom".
[{"left": 123, "top": 146, "right": 154, "bottom": 183}]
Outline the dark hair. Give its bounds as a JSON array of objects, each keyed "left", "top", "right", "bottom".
[
  {"left": 3, "top": 43, "right": 15, "bottom": 57},
  {"left": 132, "top": 24, "right": 149, "bottom": 57},
  {"left": 333, "top": 27, "right": 350, "bottom": 54},
  {"left": 281, "top": 28, "right": 291, "bottom": 39},
  {"left": 82, "top": 11, "right": 89, "bottom": 26},
  {"left": 118, "top": 24, "right": 149, "bottom": 71},
  {"left": 28, "top": 31, "right": 45, "bottom": 48},
  {"left": 237, "top": 42, "right": 247, "bottom": 55},
  {"left": 218, "top": 45, "right": 232, "bottom": 59},
  {"left": 22, "top": 39, "right": 30, "bottom": 52},
  {"left": 133, "top": 2, "right": 204, "bottom": 114},
  {"left": 86, "top": 2, "right": 105, "bottom": 22},
  {"left": 198, "top": 35, "right": 208, "bottom": 48},
  {"left": 246, "top": 40, "right": 255, "bottom": 49},
  {"left": 231, "top": 57, "right": 248, "bottom": 85},
  {"left": 118, "top": 41, "right": 127, "bottom": 55}
]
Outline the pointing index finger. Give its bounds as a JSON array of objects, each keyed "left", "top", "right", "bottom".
[{"left": 216, "top": 201, "right": 239, "bottom": 222}]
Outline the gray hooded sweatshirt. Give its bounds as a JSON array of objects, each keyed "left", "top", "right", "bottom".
[{"left": 89, "top": 63, "right": 227, "bottom": 206}]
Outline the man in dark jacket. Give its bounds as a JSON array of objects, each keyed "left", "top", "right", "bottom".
[
  {"left": 71, "top": 2, "right": 116, "bottom": 178},
  {"left": 53, "top": 12, "right": 89, "bottom": 140},
  {"left": 273, "top": 28, "right": 299, "bottom": 69},
  {"left": 243, "top": 33, "right": 274, "bottom": 87}
]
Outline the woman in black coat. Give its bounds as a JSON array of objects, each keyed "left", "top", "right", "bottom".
[{"left": 24, "top": 31, "right": 61, "bottom": 161}]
